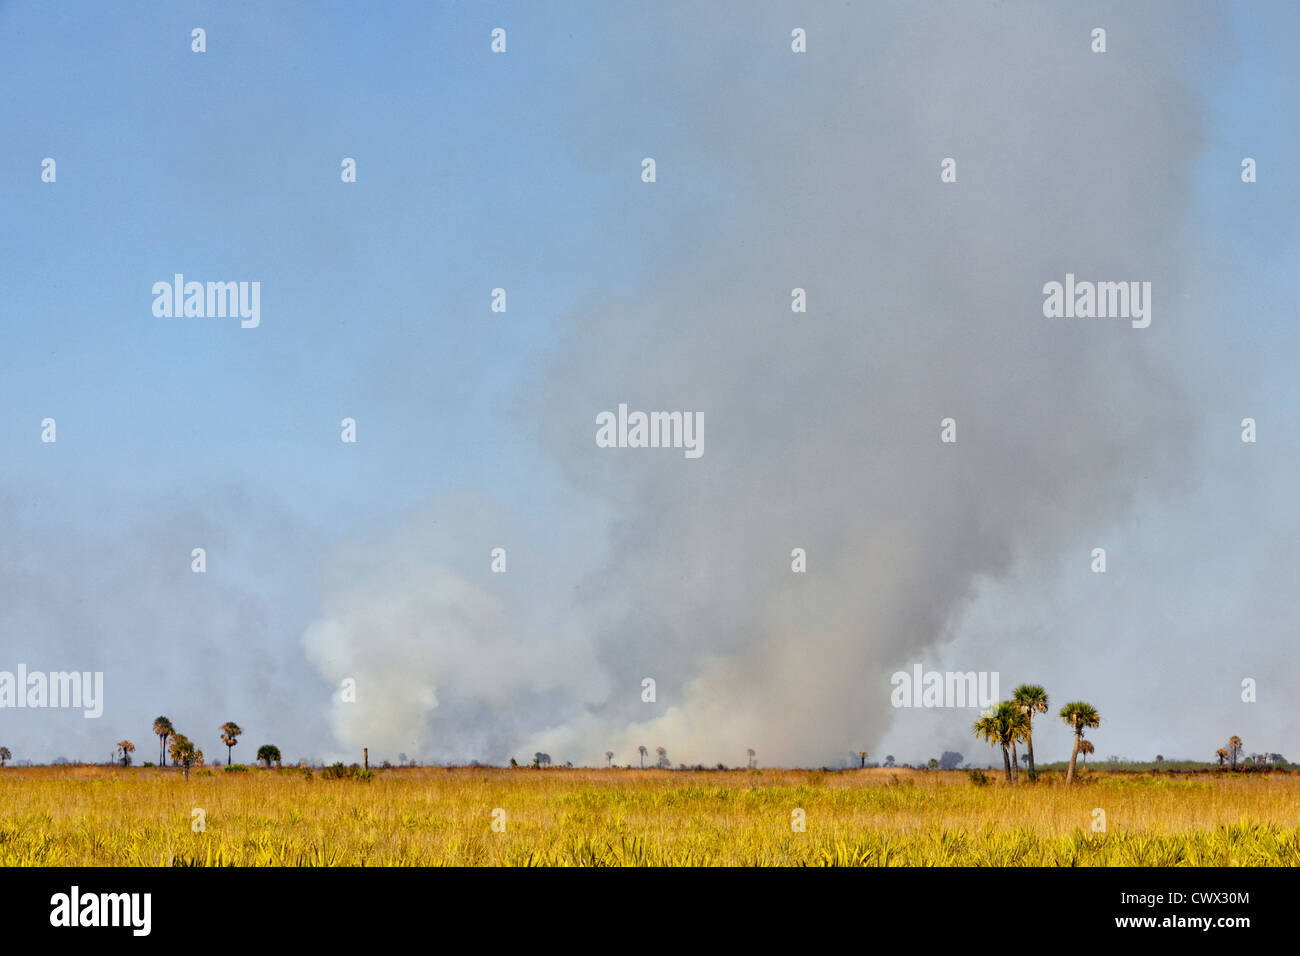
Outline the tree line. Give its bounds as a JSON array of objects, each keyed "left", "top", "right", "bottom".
[{"left": 105, "top": 718, "right": 281, "bottom": 778}]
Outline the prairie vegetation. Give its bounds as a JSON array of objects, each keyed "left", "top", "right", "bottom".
[{"left": 1, "top": 765, "right": 1298, "bottom": 866}]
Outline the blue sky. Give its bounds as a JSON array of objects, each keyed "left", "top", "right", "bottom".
[
  {"left": 4, "top": 3, "right": 604, "bottom": 530},
  {"left": 1, "top": 1, "right": 1297, "bottom": 767}
]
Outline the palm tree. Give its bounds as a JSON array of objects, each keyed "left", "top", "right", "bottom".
[
  {"left": 1003, "top": 702, "right": 1028, "bottom": 781},
  {"left": 605, "top": 751, "right": 614, "bottom": 768},
  {"left": 973, "top": 702, "right": 1028, "bottom": 783},
  {"left": 638, "top": 745, "right": 647, "bottom": 769},
  {"left": 1012, "top": 684, "right": 1049, "bottom": 781},
  {"left": 973, "top": 712, "right": 1007, "bottom": 781},
  {"left": 746, "top": 748, "right": 756, "bottom": 769},
  {"left": 219, "top": 722, "right": 243, "bottom": 765},
  {"left": 168, "top": 734, "right": 203, "bottom": 779},
  {"left": 116, "top": 740, "right": 135, "bottom": 767},
  {"left": 1078, "top": 739, "right": 1095, "bottom": 765},
  {"left": 256, "top": 744, "right": 281, "bottom": 769},
  {"left": 1059, "top": 701, "right": 1101, "bottom": 784},
  {"left": 152, "top": 716, "right": 174, "bottom": 767},
  {"left": 0, "top": 746, "right": 10, "bottom": 766},
  {"left": 655, "top": 746, "right": 669, "bottom": 769},
  {"left": 1227, "top": 736, "right": 1243, "bottom": 770},
  {"left": 1215, "top": 747, "right": 1229, "bottom": 767},
  {"left": 858, "top": 750, "right": 868, "bottom": 769}
]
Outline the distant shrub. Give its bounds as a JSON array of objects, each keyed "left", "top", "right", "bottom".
[
  {"left": 224, "top": 763, "right": 249, "bottom": 773},
  {"left": 321, "top": 763, "right": 373, "bottom": 782},
  {"left": 969, "top": 769, "right": 992, "bottom": 787}
]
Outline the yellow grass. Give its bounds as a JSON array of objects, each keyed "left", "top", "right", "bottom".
[{"left": 2, "top": 766, "right": 1298, "bottom": 866}]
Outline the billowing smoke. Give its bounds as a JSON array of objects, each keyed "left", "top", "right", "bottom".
[
  {"left": 302, "top": 564, "right": 503, "bottom": 761},
  {"left": 300, "top": 497, "right": 607, "bottom": 763},
  {"left": 302, "top": 2, "right": 1222, "bottom": 766}
]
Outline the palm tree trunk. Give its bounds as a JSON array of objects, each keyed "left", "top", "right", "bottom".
[
  {"left": 159, "top": 735, "right": 165, "bottom": 767},
  {"left": 1066, "top": 733, "right": 1081, "bottom": 784},
  {"left": 227, "top": 744, "right": 233, "bottom": 765},
  {"left": 1001, "top": 743, "right": 1012, "bottom": 782},
  {"left": 1026, "top": 728, "right": 1036, "bottom": 781},
  {"left": 1011, "top": 741, "right": 1020, "bottom": 783}
]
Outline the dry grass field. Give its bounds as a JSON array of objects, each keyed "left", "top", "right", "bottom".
[{"left": 2, "top": 765, "right": 1298, "bottom": 866}]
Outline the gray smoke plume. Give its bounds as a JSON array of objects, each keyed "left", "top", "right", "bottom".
[
  {"left": 301, "top": 2, "right": 1225, "bottom": 766},
  {"left": 519, "top": 1, "right": 1217, "bottom": 765}
]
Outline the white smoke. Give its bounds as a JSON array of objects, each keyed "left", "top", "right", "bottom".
[
  {"left": 302, "top": 2, "right": 1224, "bottom": 767},
  {"left": 300, "top": 498, "right": 607, "bottom": 763}
]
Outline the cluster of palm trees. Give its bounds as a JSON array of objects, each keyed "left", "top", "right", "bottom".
[
  {"left": 619, "top": 746, "right": 677, "bottom": 769},
  {"left": 147, "top": 716, "right": 205, "bottom": 777},
  {"left": 1214, "top": 737, "right": 1282, "bottom": 769},
  {"left": 971, "top": 684, "right": 1100, "bottom": 785},
  {"left": 121, "top": 717, "right": 246, "bottom": 776},
  {"left": 1213, "top": 736, "right": 1245, "bottom": 769}
]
